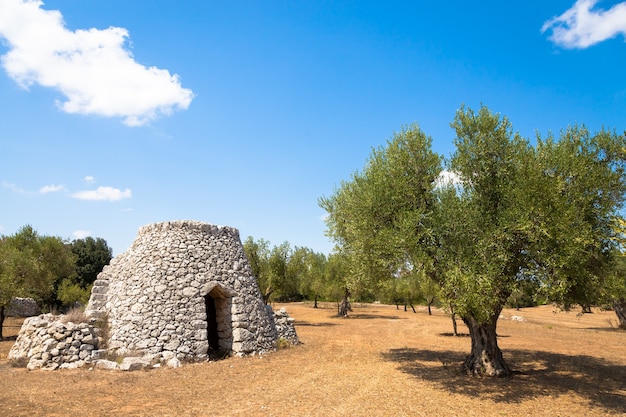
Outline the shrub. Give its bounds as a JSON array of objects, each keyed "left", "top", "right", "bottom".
[
  {"left": 92, "top": 314, "right": 110, "bottom": 350},
  {"left": 61, "top": 306, "right": 88, "bottom": 324},
  {"left": 276, "top": 337, "right": 291, "bottom": 350}
]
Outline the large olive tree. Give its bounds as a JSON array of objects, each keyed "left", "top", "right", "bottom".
[{"left": 320, "top": 106, "right": 626, "bottom": 377}]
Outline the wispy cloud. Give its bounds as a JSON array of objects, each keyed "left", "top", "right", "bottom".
[
  {"left": 72, "top": 229, "right": 91, "bottom": 240},
  {"left": 0, "top": 0, "right": 194, "bottom": 126},
  {"left": 72, "top": 186, "right": 132, "bottom": 201},
  {"left": 84, "top": 176, "right": 96, "bottom": 184},
  {"left": 2, "top": 180, "right": 30, "bottom": 194},
  {"left": 542, "top": 0, "right": 626, "bottom": 49},
  {"left": 39, "top": 184, "right": 65, "bottom": 193}
]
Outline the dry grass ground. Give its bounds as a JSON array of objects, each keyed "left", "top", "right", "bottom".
[{"left": 0, "top": 302, "right": 625, "bottom": 416}]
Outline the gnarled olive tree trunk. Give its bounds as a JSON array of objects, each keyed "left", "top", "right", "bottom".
[
  {"left": 338, "top": 288, "right": 352, "bottom": 317},
  {"left": 614, "top": 299, "right": 626, "bottom": 330},
  {"left": 462, "top": 313, "right": 511, "bottom": 377},
  {"left": 0, "top": 305, "right": 5, "bottom": 339}
]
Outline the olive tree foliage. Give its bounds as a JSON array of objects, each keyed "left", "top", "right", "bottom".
[
  {"left": 268, "top": 241, "right": 301, "bottom": 302},
  {"left": 442, "top": 112, "right": 626, "bottom": 375},
  {"left": 320, "top": 106, "right": 626, "bottom": 377},
  {"left": 378, "top": 269, "right": 435, "bottom": 313},
  {"left": 533, "top": 128, "right": 626, "bottom": 314},
  {"left": 604, "top": 253, "right": 626, "bottom": 329},
  {"left": 324, "top": 252, "right": 350, "bottom": 307},
  {"left": 319, "top": 124, "right": 443, "bottom": 307},
  {"left": 0, "top": 226, "right": 76, "bottom": 338},
  {"left": 294, "top": 248, "right": 327, "bottom": 308},
  {"left": 441, "top": 107, "right": 545, "bottom": 376},
  {"left": 0, "top": 238, "right": 27, "bottom": 339},
  {"left": 243, "top": 237, "right": 331, "bottom": 304}
]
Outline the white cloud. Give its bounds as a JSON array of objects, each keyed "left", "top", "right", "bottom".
[
  {"left": 2, "top": 180, "right": 30, "bottom": 194},
  {"left": 72, "top": 229, "right": 91, "bottom": 240},
  {"left": 436, "top": 170, "right": 462, "bottom": 188},
  {"left": 39, "top": 184, "right": 65, "bottom": 193},
  {"left": 0, "top": 0, "right": 194, "bottom": 126},
  {"left": 84, "top": 175, "right": 96, "bottom": 183},
  {"left": 72, "top": 186, "right": 132, "bottom": 201},
  {"left": 542, "top": 0, "right": 626, "bottom": 48}
]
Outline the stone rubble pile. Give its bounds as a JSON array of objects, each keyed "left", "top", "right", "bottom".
[
  {"left": 6, "top": 297, "right": 41, "bottom": 317},
  {"left": 272, "top": 307, "right": 300, "bottom": 345},
  {"left": 8, "top": 314, "right": 104, "bottom": 370},
  {"left": 7, "top": 314, "right": 188, "bottom": 371}
]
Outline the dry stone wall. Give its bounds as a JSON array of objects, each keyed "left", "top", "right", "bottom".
[
  {"left": 273, "top": 307, "right": 300, "bottom": 345},
  {"left": 8, "top": 314, "right": 103, "bottom": 370},
  {"left": 6, "top": 297, "right": 41, "bottom": 317},
  {"left": 85, "top": 220, "right": 284, "bottom": 361}
]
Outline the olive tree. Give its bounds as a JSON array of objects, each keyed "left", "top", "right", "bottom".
[
  {"left": 0, "top": 226, "right": 76, "bottom": 337},
  {"left": 320, "top": 106, "right": 626, "bottom": 376},
  {"left": 319, "top": 123, "right": 443, "bottom": 316},
  {"left": 443, "top": 106, "right": 540, "bottom": 376},
  {"left": 295, "top": 248, "right": 327, "bottom": 308}
]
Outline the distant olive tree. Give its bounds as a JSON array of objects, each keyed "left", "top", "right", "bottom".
[{"left": 0, "top": 226, "right": 76, "bottom": 337}]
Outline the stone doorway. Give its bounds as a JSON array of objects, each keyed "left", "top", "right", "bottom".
[
  {"left": 204, "top": 294, "right": 220, "bottom": 351},
  {"left": 201, "top": 281, "right": 235, "bottom": 357}
]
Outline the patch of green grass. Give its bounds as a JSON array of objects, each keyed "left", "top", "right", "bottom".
[{"left": 276, "top": 337, "right": 291, "bottom": 350}]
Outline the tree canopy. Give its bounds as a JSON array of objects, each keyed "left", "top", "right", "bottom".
[
  {"left": 0, "top": 226, "right": 76, "bottom": 338},
  {"left": 71, "top": 236, "right": 113, "bottom": 288},
  {"left": 243, "top": 237, "right": 345, "bottom": 306},
  {"left": 56, "top": 237, "right": 114, "bottom": 307},
  {"left": 0, "top": 226, "right": 114, "bottom": 338},
  {"left": 320, "top": 105, "right": 626, "bottom": 376}
]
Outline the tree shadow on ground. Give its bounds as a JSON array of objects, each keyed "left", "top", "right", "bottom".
[
  {"left": 582, "top": 327, "right": 625, "bottom": 333},
  {"left": 0, "top": 335, "right": 17, "bottom": 342},
  {"left": 381, "top": 348, "right": 626, "bottom": 414},
  {"left": 294, "top": 321, "right": 338, "bottom": 327},
  {"left": 344, "top": 314, "right": 406, "bottom": 320}
]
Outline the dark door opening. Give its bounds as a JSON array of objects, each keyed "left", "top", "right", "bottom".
[{"left": 204, "top": 294, "right": 219, "bottom": 352}]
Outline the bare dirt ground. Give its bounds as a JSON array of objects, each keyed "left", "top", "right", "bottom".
[{"left": 1, "top": 302, "right": 625, "bottom": 417}]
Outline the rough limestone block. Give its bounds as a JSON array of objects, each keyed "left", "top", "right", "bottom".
[
  {"left": 166, "top": 357, "right": 181, "bottom": 368},
  {"left": 120, "top": 357, "right": 150, "bottom": 371},
  {"left": 95, "top": 360, "right": 119, "bottom": 370}
]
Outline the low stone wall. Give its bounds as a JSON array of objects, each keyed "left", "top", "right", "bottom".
[
  {"left": 8, "top": 308, "right": 299, "bottom": 371},
  {"left": 6, "top": 297, "right": 41, "bottom": 317},
  {"left": 8, "top": 314, "right": 103, "bottom": 370},
  {"left": 272, "top": 307, "right": 300, "bottom": 345}
]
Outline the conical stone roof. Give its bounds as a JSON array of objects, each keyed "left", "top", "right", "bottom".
[{"left": 86, "top": 220, "right": 278, "bottom": 360}]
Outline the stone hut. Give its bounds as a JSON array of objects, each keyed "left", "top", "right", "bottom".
[{"left": 85, "top": 220, "right": 280, "bottom": 361}]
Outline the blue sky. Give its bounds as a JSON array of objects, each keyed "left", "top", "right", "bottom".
[{"left": 1, "top": 0, "right": 625, "bottom": 255}]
